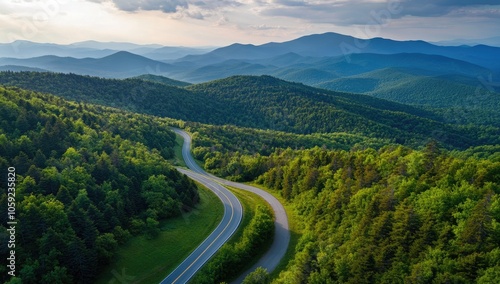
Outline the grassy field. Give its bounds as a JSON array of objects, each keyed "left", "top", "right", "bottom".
[{"left": 96, "top": 184, "right": 224, "bottom": 284}]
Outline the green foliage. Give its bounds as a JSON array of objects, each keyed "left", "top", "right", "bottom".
[
  {"left": 186, "top": 123, "right": 388, "bottom": 181},
  {"left": 187, "top": 75, "right": 499, "bottom": 148},
  {"left": 1, "top": 69, "right": 499, "bottom": 284},
  {"left": 0, "top": 71, "right": 223, "bottom": 123},
  {"left": 243, "top": 267, "right": 271, "bottom": 284},
  {"left": 132, "top": 74, "right": 192, "bottom": 87},
  {"left": 316, "top": 67, "right": 500, "bottom": 126},
  {"left": 0, "top": 86, "right": 199, "bottom": 283},
  {"left": 2, "top": 72, "right": 498, "bottom": 150},
  {"left": 191, "top": 205, "right": 274, "bottom": 284},
  {"left": 201, "top": 143, "right": 500, "bottom": 283}
]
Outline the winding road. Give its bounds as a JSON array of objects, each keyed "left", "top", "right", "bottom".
[
  {"left": 160, "top": 137, "right": 243, "bottom": 283},
  {"left": 163, "top": 128, "right": 290, "bottom": 284}
]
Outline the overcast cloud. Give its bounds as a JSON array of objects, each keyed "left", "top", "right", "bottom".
[
  {"left": 92, "top": 0, "right": 500, "bottom": 25},
  {"left": 0, "top": 0, "right": 498, "bottom": 46},
  {"left": 95, "top": 0, "right": 243, "bottom": 15},
  {"left": 254, "top": 0, "right": 500, "bottom": 25}
]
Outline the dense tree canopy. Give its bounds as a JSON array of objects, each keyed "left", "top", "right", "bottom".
[
  {"left": 2, "top": 72, "right": 498, "bottom": 150},
  {"left": 202, "top": 144, "right": 500, "bottom": 283},
  {"left": 1, "top": 70, "right": 500, "bottom": 283},
  {"left": 0, "top": 86, "right": 199, "bottom": 283}
]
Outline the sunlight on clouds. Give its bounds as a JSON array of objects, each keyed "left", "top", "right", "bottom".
[{"left": 0, "top": 0, "right": 499, "bottom": 45}]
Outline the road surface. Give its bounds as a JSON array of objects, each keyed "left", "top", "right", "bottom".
[
  {"left": 160, "top": 142, "right": 242, "bottom": 283},
  {"left": 171, "top": 128, "right": 290, "bottom": 283}
]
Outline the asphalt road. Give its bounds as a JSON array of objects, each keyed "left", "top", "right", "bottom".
[
  {"left": 160, "top": 136, "right": 242, "bottom": 284},
  {"left": 171, "top": 128, "right": 290, "bottom": 283}
]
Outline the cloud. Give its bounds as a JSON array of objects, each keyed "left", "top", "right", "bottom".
[
  {"left": 401, "top": 0, "right": 500, "bottom": 17},
  {"left": 110, "top": 0, "right": 188, "bottom": 13},
  {"left": 95, "top": 0, "right": 243, "bottom": 18},
  {"left": 448, "top": 6, "right": 500, "bottom": 18},
  {"left": 249, "top": 24, "right": 286, "bottom": 30},
  {"left": 254, "top": 0, "right": 500, "bottom": 25},
  {"left": 86, "top": 0, "right": 500, "bottom": 29}
]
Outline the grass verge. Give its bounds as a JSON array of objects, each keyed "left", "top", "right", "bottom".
[
  {"left": 96, "top": 183, "right": 224, "bottom": 284},
  {"left": 170, "top": 133, "right": 187, "bottom": 167}
]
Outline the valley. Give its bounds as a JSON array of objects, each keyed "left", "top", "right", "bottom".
[{"left": 1, "top": 31, "right": 499, "bottom": 284}]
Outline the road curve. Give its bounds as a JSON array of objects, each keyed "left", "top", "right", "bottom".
[
  {"left": 160, "top": 146, "right": 242, "bottom": 283},
  {"left": 172, "top": 128, "right": 290, "bottom": 283}
]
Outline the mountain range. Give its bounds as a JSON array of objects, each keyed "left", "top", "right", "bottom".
[
  {"left": 2, "top": 71, "right": 498, "bottom": 149},
  {"left": 432, "top": 36, "right": 500, "bottom": 47},
  {"left": 0, "top": 40, "right": 214, "bottom": 60},
  {"left": 1, "top": 32, "right": 499, "bottom": 124},
  {"left": 3, "top": 32, "right": 500, "bottom": 284},
  {"left": 176, "top": 33, "right": 500, "bottom": 71},
  {"left": 0, "top": 51, "right": 172, "bottom": 78}
]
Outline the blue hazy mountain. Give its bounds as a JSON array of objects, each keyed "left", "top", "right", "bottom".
[
  {"left": 317, "top": 67, "right": 499, "bottom": 107},
  {"left": 0, "top": 40, "right": 216, "bottom": 61},
  {"left": 171, "top": 52, "right": 493, "bottom": 83},
  {"left": 0, "top": 40, "right": 117, "bottom": 59},
  {"left": 177, "top": 32, "right": 500, "bottom": 71},
  {"left": 1, "top": 32, "right": 498, "bottom": 88},
  {"left": 433, "top": 36, "right": 500, "bottom": 47},
  {"left": 0, "top": 51, "right": 173, "bottom": 78},
  {"left": 0, "top": 65, "right": 50, "bottom": 72}
]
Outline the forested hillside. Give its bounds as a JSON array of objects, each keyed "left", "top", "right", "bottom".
[
  {"left": 0, "top": 86, "right": 199, "bottom": 283},
  {"left": 2, "top": 72, "right": 499, "bottom": 150},
  {"left": 180, "top": 112, "right": 500, "bottom": 283},
  {"left": 184, "top": 123, "right": 389, "bottom": 180},
  {"left": 195, "top": 141, "right": 500, "bottom": 283},
  {"left": 132, "top": 74, "right": 191, "bottom": 87},
  {"left": 187, "top": 75, "right": 499, "bottom": 149},
  {"left": 316, "top": 68, "right": 500, "bottom": 126},
  {"left": 266, "top": 145, "right": 500, "bottom": 283},
  {"left": 1, "top": 71, "right": 500, "bottom": 283},
  {"left": 0, "top": 71, "right": 228, "bottom": 123}
]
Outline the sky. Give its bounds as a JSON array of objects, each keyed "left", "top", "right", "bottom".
[{"left": 0, "top": 0, "right": 499, "bottom": 46}]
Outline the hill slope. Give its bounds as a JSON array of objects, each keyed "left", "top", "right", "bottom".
[
  {"left": 179, "top": 32, "right": 500, "bottom": 70},
  {"left": 1, "top": 72, "right": 498, "bottom": 149},
  {"left": 132, "top": 74, "right": 192, "bottom": 87},
  {"left": 186, "top": 75, "right": 498, "bottom": 148},
  {"left": 0, "top": 71, "right": 228, "bottom": 121},
  {"left": 172, "top": 52, "right": 493, "bottom": 84},
  {"left": 316, "top": 68, "right": 500, "bottom": 126},
  {"left": 0, "top": 51, "right": 173, "bottom": 78},
  {"left": 0, "top": 85, "right": 199, "bottom": 283}
]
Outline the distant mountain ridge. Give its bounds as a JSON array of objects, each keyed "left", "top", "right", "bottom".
[
  {"left": 318, "top": 67, "right": 500, "bottom": 107},
  {"left": 0, "top": 40, "right": 215, "bottom": 60},
  {"left": 178, "top": 32, "right": 500, "bottom": 71},
  {"left": 0, "top": 51, "right": 173, "bottom": 78},
  {"left": 432, "top": 36, "right": 500, "bottom": 47},
  {"left": 1, "top": 32, "right": 499, "bottom": 111},
  {"left": 171, "top": 52, "right": 493, "bottom": 84}
]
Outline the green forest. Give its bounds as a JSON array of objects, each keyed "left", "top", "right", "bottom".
[
  {"left": 267, "top": 145, "right": 500, "bottom": 283},
  {"left": 192, "top": 205, "right": 274, "bottom": 284},
  {"left": 192, "top": 140, "right": 500, "bottom": 283},
  {"left": 0, "top": 86, "right": 199, "bottom": 283},
  {"left": 2, "top": 72, "right": 499, "bottom": 150},
  {"left": 1, "top": 70, "right": 500, "bottom": 283}
]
